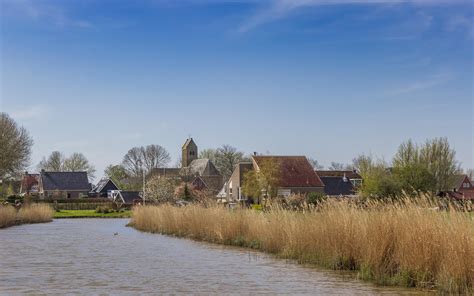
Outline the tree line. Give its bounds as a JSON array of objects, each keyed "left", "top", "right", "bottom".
[{"left": 0, "top": 112, "right": 470, "bottom": 200}]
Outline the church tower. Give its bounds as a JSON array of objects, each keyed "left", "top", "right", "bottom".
[{"left": 182, "top": 138, "right": 198, "bottom": 168}]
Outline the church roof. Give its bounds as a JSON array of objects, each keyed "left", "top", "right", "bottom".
[
  {"left": 182, "top": 138, "right": 196, "bottom": 149},
  {"left": 185, "top": 159, "right": 221, "bottom": 176}
]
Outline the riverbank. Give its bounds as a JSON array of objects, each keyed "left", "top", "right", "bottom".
[
  {"left": 54, "top": 209, "right": 132, "bottom": 218},
  {"left": 130, "top": 200, "right": 473, "bottom": 294},
  {"left": 0, "top": 204, "right": 54, "bottom": 229}
]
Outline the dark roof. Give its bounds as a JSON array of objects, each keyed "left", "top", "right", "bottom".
[
  {"left": 120, "top": 191, "right": 142, "bottom": 204},
  {"left": 91, "top": 179, "right": 118, "bottom": 193},
  {"left": 40, "top": 171, "right": 91, "bottom": 191},
  {"left": 253, "top": 156, "right": 324, "bottom": 187},
  {"left": 317, "top": 170, "right": 362, "bottom": 179},
  {"left": 320, "top": 176, "right": 355, "bottom": 196}
]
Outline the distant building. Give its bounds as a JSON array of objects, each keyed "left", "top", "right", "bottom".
[
  {"left": 224, "top": 155, "right": 325, "bottom": 201},
  {"left": 20, "top": 172, "right": 40, "bottom": 195},
  {"left": 150, "top": 138, "right": 224, "bottom": 194},
  {"left": 316, "top": 170, "right": 363, "bottom": 187},
  {"left": 446, "top": 174, "right": 474, "bottom": 200},
  {"left": 38, "top": 170, "right": 91, "bottom": 198},
  {"left": 317, "top": 170, "right": 362, "bottom": 197},
  {"left": 90, "top": 178, "right": 119, "bottom": 197}
]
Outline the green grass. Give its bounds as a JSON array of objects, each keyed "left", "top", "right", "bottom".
[{"left": 54, "top": 210, "right": 132, "bottom": 219}]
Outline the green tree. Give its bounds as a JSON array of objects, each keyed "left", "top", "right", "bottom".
[
  {"left": 392, "top": 138, "right": 459, "bottom": 193},
  {"left": 359, "top": 159, "right": 401, "bottom": 199},
  {"left": 104, "top": 164, "right": 129, "bottom": 185},
  {"left": 242, "top": 159, "right": 281, "bottom": 203}
]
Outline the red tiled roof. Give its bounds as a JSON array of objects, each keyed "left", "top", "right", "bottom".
[
  {"left": 316, "top": 170, "right": 362, "bottom": 179},
  {"left": 253, "top": 156, "right": 324, "bottom": 187}
]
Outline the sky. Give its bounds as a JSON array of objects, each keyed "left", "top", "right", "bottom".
[{"left": 1, "top": 0, "right": 473, "bottom": 180}]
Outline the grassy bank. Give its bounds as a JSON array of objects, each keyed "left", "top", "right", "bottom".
[
  {"left": 130, "top": 200, "right": 473, "bottom": 294},
  {"left": 0, "top": 204, "right": 54, "bottom": 228},
  {"left": 54, "top": 209, "right": 132, "bottom": 218}
]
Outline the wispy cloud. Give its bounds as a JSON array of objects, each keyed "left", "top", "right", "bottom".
[
  {"left": 389, "top": 72, "right": 454, "bottom": 95},
  {"left": 1, "top": 0, "right": 94, "bottom": 29},
  {"left": 10, "top": 105, "right": 50, "bottom": 121},
  {"left": 238, "top": 0, "right": 469, "bottom": 32}
]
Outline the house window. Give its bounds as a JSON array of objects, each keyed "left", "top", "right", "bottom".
[{"left": 463, "top": 182, "right": 470, "bottom": 188}]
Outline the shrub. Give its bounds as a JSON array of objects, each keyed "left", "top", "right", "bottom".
[{"left": 307, "top": 192, "right": 326, "bottom": 205}]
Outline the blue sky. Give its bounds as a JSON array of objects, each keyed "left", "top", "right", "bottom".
[{"left": 1, "top": 0, "right": 473, "bottom": 178}]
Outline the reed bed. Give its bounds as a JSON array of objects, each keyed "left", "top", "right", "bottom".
[
  {"left": 131, "top": 198, "right": 473, "bottom": 293},
  {"left": 0, "top": 204, "right": 54, "bottom": 228}
]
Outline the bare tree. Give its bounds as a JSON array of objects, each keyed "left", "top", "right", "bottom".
[
  {"left": 122, "top": 145, "right": 170, "bottom": 177},
  {"left": 38, "top": 151, "right": 65, "bottom": 171},
  {"left": 215, "top": 145, "right": 246, "bottom": 180},
  {"left": 0, "top": 113, "right": 33, "bottom": 179},
  {"left": 63, "top": 152, "right": 96, "bottom": 179},
  {"left": 307, "top": 157, "right": 324, "bottom": 170},
  {"left": 104, "top": 164, "right": 129, "bottom": 183},
  {"left": 38, "top": 151, "right": 96, "bottom": 180},
  {"left": 329, "top": 162, "right": 346, "bottom": 171},
  {"left": 199, "top": 148, "right": 217, "bottom": 164}
]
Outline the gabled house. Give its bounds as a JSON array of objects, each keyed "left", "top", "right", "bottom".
[
  {"left": 451, "top": 174, "right": 474, "bottom": 200},
  {"left": 90, "top": 178, "right": 119, "bottom": 198},
  {"left": 38, "top": 170, "right": 91, "bottom": 199},
  {"left": 225, "top": 155, "right": 325, "bottom": 201},
  {"left": 20, "top": 172, "right": 40, "bottom": 195}
]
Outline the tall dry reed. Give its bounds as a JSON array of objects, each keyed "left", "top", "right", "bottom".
[
  {"left": 0, "top": 204, "right": 54, "bottom": 228},
  {"left": 131, "top": 198, "right": 473, "bottom": 293},
  {"left": 0, "top": 206, "right": 17, "bottom": 228},
  {"left": 17, "top": 204, "right": 54, "bottom": 224}
]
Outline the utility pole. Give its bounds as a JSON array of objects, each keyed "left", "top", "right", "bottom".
[{"left": 143, "top": 169, "right": 146, "bottom": 205}]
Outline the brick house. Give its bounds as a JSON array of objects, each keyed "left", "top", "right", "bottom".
[{"left": 225, "top": 155, "right": 325, "bottom": 201}]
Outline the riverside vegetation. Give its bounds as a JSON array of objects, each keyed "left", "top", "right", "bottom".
[
  {"left": 130, "top": 197, "right": 473, "bottom": 294},
  {"left": 0, "top": 204, "right": 54, "bottom": 228}
]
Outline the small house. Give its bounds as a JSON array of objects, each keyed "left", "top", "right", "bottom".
[
  {"left": 90, "top": 178, "right": 119, "bottom": 197},
  {"left": 38, "top": 170, "right": 91, "bottom": 199}
]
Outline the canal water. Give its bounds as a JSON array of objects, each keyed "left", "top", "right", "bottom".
[{"left": 0, "top": 219, "right": 425, "bottom": 295}]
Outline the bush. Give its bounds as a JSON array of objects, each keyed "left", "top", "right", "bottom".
[
  {"left": 95, "top": 206, "right": 113, "bottom": 214},
  {"left": 307, "top": 192, "right": 326, "bottom": 205}
]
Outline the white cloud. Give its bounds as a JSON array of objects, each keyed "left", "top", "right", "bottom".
[
  {"left": 1, "top": 0, "right": 94, "bottom": 29},
  {"left": 10, "top": 105, "right": 50, "bottom": 121},
  {"left": 238, "top": 0, "right": 469, "bottom": 32},
  {"left": 389, "top": 73, "right": 454, "bottom": 95}
]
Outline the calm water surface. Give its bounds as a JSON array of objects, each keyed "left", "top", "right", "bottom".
[{"left": 0, "top": 219, "right": 427, "bottom": 295}]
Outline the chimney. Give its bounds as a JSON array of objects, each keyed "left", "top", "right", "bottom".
[{"left": 253, "top": 152, "right": 257, "bottom": 156}]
